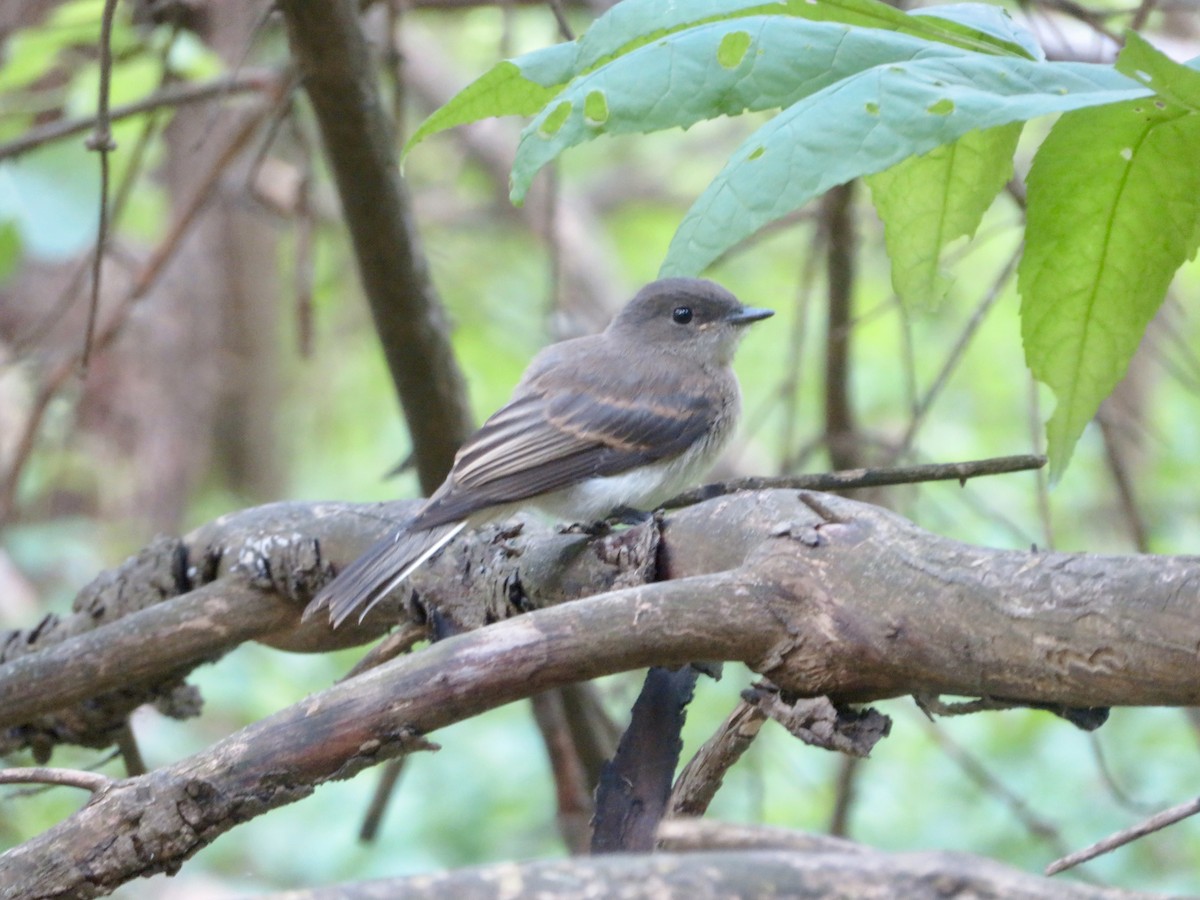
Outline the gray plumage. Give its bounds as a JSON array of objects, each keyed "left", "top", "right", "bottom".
[{"left": 306, "top": 277, "right": 772, "bottom": 627}]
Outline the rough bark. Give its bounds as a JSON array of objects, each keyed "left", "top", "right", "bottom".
[
  {"left": 1, "top": 490, "right": 1199, "bottom": 894},
  {"left": 262, "top": 848, "right": 1152, "bottom": 900}
]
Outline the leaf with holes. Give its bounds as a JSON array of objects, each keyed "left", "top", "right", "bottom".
[
  {"left": 661, "top": 56, "right": 1146, "bottom": 277},
  {"left": 510, "top": 17, "right": 970, "bottom": 203},
  {"left": 404, "top": 0, "right": 1034, "bottom": 158}
]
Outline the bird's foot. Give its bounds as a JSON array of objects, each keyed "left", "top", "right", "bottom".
[
  {"left": 607, "top": 505, "right": 654, "bottom": 526},
  {"left": 559, "top": 520, "right": 613, "bottom": 537},
  {"left": 559, "top": 506, "right": 655, "bottom": 537}
]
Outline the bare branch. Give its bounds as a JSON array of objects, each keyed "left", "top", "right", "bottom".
[
  {"left": 0, "top": 767, "right": 111, "bottom": 793},
  {"left": 1047, "top": 795, "right": 1200, "bottom": 876},
  {"left": 665, "top": 453, "right": 1046, "bottom": 507},
  {"left": 668, "top": 698, "right": 766, "bottom": 818},
  {"left": 821, "top": 182, "right": 860, "bottom": 470},
  {"left": 262, "top": 847, "right": 1154, "bottom": 899},
  {"left": 79, "top": 0, "right": 120, "bottom": 372},
  {"left": 4, "top": 489, "right": 1200, "bottom": 891},
  {"left": 0, "top": 71, "right": 282, "bottom": 162},
  {"left": 592, "top": 666, "right": 696, "bottom": 853},
  {"left": 0, "top": 99, "right": 279, "bottom": 525}
]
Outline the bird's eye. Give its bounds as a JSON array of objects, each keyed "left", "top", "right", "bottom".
[{"left": 672, "top": 306, "right": 693, "bottom": 325}]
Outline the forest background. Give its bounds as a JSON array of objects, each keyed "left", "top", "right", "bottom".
[{"left": 1, "top": 0, "right": 1199, "bottom": 896}]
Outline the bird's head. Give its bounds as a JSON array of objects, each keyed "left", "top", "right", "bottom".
[{"left": 608, "top": 278, "right": 774, "bottom": 364}]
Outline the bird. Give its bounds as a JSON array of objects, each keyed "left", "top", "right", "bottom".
[{"left": 306, "top": 277, "right": 773, "bottom": 627}]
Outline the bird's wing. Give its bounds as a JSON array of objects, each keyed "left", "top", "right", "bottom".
[{"left": 409, "top": 360, "right": 721, "bottom": 529}]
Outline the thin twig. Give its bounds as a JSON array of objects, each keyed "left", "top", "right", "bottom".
[
  {"left": 341, "top": 623, "right": 426, "bottom": 680},
  {"left": 1128, "top": 0, "right": 1160, "bottom": 32},
  {"left": 0, "top": 767, "right": 112, "bottom": 793},
  {"left": 80, "top": 0, "right": 121, "bottom": 373},
  {"left": 890, "top": 248, "right": 1020, "bottom": 463},
  {"left": 293, "top": 130, "right": 317, "bottom": 358},
  {"left": 827, "top": 756, "right": 860, "bottom": 837},
  {"left": 821, "top": 183, "right": 860, "bottom": 470},
  {"left": 1097, "top": 409, "right": 1150, "bottom": 552},
  {"left": 1087, "top": 732, "right": 1157, "bottom": 815},
  {"left": 13, "top": 35, "right": 177, "bottom": 356},
  {"left": 0, "top": 72, "right": 279, "bottom": 163},
  {"left": 531, "top": 690, "right": 593, "bottom": 854},
  {"left": 384, "top": 0, "right": 408, "bottom": 142},
  {"left": 115, "top": 722, "right": 147, "bottom": 777},
  {"left": 358, "top": 758, "right": 406, "bottom": 842},
  {"left": 1046, "top": 795, "right": 1200, "bottom": 876},
  {"left": 664, "top": 454, "right": 1046, "bottom": 508},
  {"left": 1028, "top": 376, "right": 1055, "bottom": 550},
  {"left": 547, "top": 0, "right": 575, "bottom": 41},
  {"left": 0, "top": 103, "right": 275, "bottom": 524},
  {"left": 916, "top": 714, "right": 1070, "bottom": 858}
]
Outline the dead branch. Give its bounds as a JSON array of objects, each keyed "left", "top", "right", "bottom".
[
  {"left": 664, "top": 453, "right": 1045, "bottom": 507},
  {"left": 0, "top": 490, "right": 1198, "bottom": 894},
  {"left": 0, "top": 71, "right": 282, "bottom": 162},
  {"left": 260, "top": 847, "right": 1153, "bottom": 900},
  {"left": 1047, "top": 795, "right": 1200, "bottom": 876},
  {"left": 0, "top": 767, "right": 111, "bottom": 793}
]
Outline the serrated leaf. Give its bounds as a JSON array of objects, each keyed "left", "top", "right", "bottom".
[
  {"left": 866, "top": 123, "right": 1021, "bottom": 308},
  {"left": 511, "top": 17, "right": 969, "bottom": 202},
  {"left": 662, "top": 57, "right": 1146, "bottom": 277},
  {"left": 1115, "top": 31, "right": 1200, "bottom": 111},
  {"left": 1019, "top": 97, "right": 1200, "bottom": 480}
]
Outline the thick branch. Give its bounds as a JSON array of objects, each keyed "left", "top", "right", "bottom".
[
  {"left": 3, "top": 490, "right": 1200, "bottom": 892},
  {"left": 0, "top": 572, "right": 774, "bottom": 897},
  {"left": 268, "top": 848, "right": 1151, "bottom": 899},
  {"left": 277, "top": 0, "right": 472, "bottom": 489}
]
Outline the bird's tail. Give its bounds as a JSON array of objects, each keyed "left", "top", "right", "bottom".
[{"left": 305, "top": 521, "right": 467, "bottom": 627}]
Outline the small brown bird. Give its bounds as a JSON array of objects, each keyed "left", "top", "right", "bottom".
[{"left": 306, "top": 277, "right": 773, "bottom": 627}]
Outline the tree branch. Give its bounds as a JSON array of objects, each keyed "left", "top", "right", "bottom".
[
  {"left": 3, "top": 490, "right": 1200, "bottom": 892},
  {"left": 0, "top": 71, "right": 282, "bottom": 162},
  {"left": 277, "top": 0, "right": 473, "bottom": 490},
  {"left": 265, "top": 847, "right": 1155, "bottom": 899}
]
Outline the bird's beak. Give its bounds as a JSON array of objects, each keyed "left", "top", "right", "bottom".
[{"left": 725, "top": 306, "right": 774, "bottom": 325}]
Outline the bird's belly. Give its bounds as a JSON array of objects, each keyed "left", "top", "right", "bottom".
[{"left": 530, "top": 441, "right": 724, "bottom": 522}]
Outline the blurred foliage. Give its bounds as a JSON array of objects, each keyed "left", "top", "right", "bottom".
[{"left": 1, "top": 1, "right": 1199, "bottom": 897}]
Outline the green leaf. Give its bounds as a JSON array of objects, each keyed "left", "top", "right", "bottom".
[
  {"left": 510, "top": 18, "right": 968, "bottom": 202},
  {"left": 1019, "top": 94, "right": 1200, "bottom": 480},
  {"left": 577, "top": 0, "right": 1029, "bottom": 62},
  {"left": 867, "top": 123, "right": 1021, "bottom": 308},
  {"left": 1115, "top": 31, "right": 1200, "bottom": 111},
  {"left": 662, "top": 57, "right": 1145, "bottom": 277},
  {"left": 910, "top": 3, "right": 1042, "bottom": 61},
  {"left": 402, "top": 43, "right": 577, "bottom": 157},
  {"left": 405, "top": 0, "right": 1036, "bottom": 157}
]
